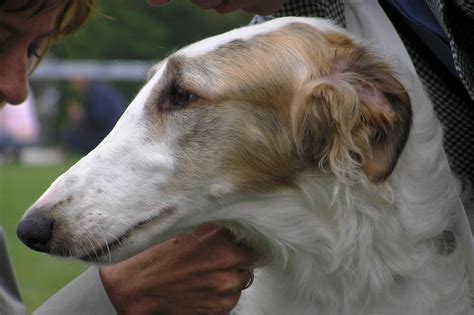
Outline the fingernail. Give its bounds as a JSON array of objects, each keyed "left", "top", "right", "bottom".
[{"left": 216, "top": 2, "right": 227, "bottom": 13}]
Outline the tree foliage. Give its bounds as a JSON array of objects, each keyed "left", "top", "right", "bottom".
[{"left": 51, "top": 1, "right": 252, "bottom": 60}]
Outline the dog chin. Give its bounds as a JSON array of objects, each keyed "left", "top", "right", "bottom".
[
  {"left": 75, "top": 229, "right": 163, "bottom": 265},
  {"left": 77, "top": 245, "right": 139, "bottom": 265},
  {"left": 74, "top": 206, "right": 179, "bottom": 264}
]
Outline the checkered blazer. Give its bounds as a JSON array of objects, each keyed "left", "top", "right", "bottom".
[{"left": 252, "top": 0, "right": 474, "bottom": 186}]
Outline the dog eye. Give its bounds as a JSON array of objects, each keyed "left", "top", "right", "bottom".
[{"left": 170, "top": 86, "right": 196, "bottom": 108}]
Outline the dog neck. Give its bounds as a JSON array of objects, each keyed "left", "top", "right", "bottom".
[{"left": 198, "top": 175, "right": 419, "bottom": 311}]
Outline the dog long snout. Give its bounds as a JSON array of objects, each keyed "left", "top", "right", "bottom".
[{"left": 17, "top": 211, "right": 54, "bottom": 253}]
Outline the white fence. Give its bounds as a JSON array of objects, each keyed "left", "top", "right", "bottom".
[{"left": 31, "top": 59, "right": 155, "bottom": 81}]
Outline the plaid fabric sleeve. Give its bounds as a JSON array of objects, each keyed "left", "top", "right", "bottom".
[
  {"left": 454, "top": 0, "right": 474, "bottom": 17},
  {"left": 427, "top": 0, "right": 474, "bottom": 101},
  {"left": 250, "top": 0, "right": 346, "bottom": 27}
]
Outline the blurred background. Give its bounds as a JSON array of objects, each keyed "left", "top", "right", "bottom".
[{"left": 0, "top": 1, "right": 250, "bottom": 313}]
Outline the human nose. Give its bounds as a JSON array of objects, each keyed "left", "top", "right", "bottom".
[{"left": 0, "top": 49, "right": 29, "bottom": 105}]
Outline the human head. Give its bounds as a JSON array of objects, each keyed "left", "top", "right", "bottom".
[{"left": 0, "top": 0, "right": 95, "bottom": 107}]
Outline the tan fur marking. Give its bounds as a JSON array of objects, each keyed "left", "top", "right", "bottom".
[
  {"left": 179, "top": 23, "right": 361, "bottom": 190},
  {"left": 146, "top": 22, "right": 411, "bottom": 193}
]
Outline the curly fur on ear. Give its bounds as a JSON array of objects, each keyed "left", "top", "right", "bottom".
[{"left": 292, "top": 46, "right": 412, "bottom": 183}]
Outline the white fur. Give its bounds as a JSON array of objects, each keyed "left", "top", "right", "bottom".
[{"left": 22, "top": 18, "right": 473, "bottom": 314}]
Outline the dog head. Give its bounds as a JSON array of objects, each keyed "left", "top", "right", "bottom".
[{"left": 17, "top": 17, "right": 411, "bottom": 263}]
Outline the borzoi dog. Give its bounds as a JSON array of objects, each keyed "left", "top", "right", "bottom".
[{"left": 18, "top": 17, "right": 473, "bottom": 314}]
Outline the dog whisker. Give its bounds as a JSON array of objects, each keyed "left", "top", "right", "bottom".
[
  {"left": 89, "top": 229, "right": 105, "bottom": 258},
  {"left": 84, "top": 232, "right": 101, "bottom": 262},
  {"left": 95, "top": 227, "right": 113, "bottom": 264}
]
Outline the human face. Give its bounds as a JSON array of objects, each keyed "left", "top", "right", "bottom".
[{"left": 0, "top": 6, "right": 60, "bottom": 107}]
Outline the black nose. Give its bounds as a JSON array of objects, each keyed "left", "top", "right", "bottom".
[{"left": 17, "top": 213, "right": 54, "bottom": 253}]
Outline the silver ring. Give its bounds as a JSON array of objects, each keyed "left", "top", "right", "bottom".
[{"left": 242, "top": 270, "right": 254, "bottom": 290}]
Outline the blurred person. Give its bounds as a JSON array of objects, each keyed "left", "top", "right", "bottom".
[
  {"left": 0, "top": 93, "right": 39, "bottom": 162},
  {"left": 62, "top": 78, "right": 124, "bottom": 154},
  {"left": 0, "top": 1, "right": 261, "bottom": 315},
  {"left": 35, "top": 84, "right": 61, "bottom": 145}
]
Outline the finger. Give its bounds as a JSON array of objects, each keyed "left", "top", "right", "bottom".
[
  {"left": 216, "top": 0, "right": 250, "bottom": 14},
  {"left": 144, "top": 269, "right": 244, "bottom": 294},
  {"left": 191, "top": 0, "right": 224, "bottom": 10},
  {"left": 200, "top": 269, "right": 252, "bottom": 293},
  {"left": 242, "top": 4, "right": 271, "bottom": 15},
  {"left": 232, "top": 245, "right": 261, "bottom": 270},
  {"left": 241, "top": 269, "right": 254, "bottom": 290},
  {"left": 148, "top": 290, "right": 241, "bottom": 315},
  {"left": 242, "top": 0, "right": 288, "bottom": 15},
  {"left": 146, "top": 0, "right": 171, "bottom": 6},
  {"left": 158, "top": 269, "right": 251, "bottom": 294},
  {"left": 194, "top": 227, "right": 260, "bottom": 269},
  {"left": 195, "top": 292, "right": 242, "bottom": 314}
]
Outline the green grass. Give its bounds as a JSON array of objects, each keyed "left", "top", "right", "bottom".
[{"left": 0, "top": 160, "right": 87, "bottom": 314}]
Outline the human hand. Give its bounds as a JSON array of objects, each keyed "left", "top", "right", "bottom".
[
  {"left": 147, "top": 0, "right": 172, "bottom": 6},
  {"left": 192, "top": 0, "right": 289, "bottom": 14},
  {"left": 100, "top": 224, "right": 259, "bottom": 315},
  {"left": 147, "top": 0, "right": 289, "bottom": 15}
]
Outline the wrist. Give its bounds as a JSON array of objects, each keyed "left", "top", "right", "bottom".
[
  {"left": 99, "top": 265, "right": 129, "bottom": 313},
  {"left": 99, "top": 265, "right": 164, "bottom": 315}
]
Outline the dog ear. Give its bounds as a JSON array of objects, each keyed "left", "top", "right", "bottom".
[{"left": 291, "top": 46, "right": 412, "bottom": 183}]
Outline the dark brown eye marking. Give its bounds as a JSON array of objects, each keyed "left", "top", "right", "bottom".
[
  {"left": 161, "top": 85, "right": 198, "bottom": 111},
  {"left": 172, "top": 86, "right": 194, "bottom": 107}
]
